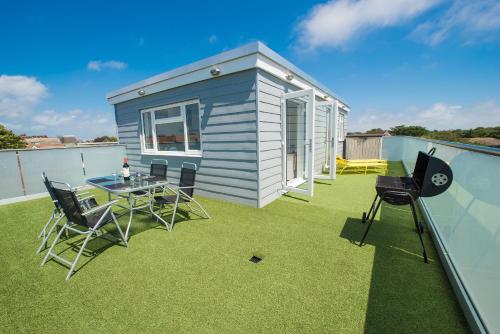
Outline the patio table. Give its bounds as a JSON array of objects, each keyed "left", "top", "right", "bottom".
[{"left": 86, "top": 175, "right": 170, "bottom": 240}]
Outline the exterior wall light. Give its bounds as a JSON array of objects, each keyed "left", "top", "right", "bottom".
[
  {"left": 210, "top": 67, "right": 221, "bottom": 76},
  {"left": 285, "top": 72, "right": 294, "bottom": 81},
  {"left": 138, "top": 89, "right": 146, "bottom": 96}
]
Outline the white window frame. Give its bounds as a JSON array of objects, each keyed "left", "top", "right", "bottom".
[{"left": 140, "top": 99, "right": 202, "bottom": 157}]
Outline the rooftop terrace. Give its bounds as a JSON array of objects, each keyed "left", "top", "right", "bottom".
[{"left": 0, "top": 162, "right": 467, "bottom": 333}]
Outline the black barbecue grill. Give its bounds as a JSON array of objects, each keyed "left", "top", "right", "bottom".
[{"left": 359, "top": 148, "right": 453, "bottom": 263}]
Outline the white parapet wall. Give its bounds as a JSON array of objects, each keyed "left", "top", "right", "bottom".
[{"left": 382, "top": 136, "right": 500, "bottom": 334}]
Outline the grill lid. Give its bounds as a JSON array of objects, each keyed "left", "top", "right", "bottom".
[{"left": 412, "top": 151, "right": 453, "bottom": 197}]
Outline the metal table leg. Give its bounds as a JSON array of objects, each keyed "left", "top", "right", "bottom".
[{"left": 124, "top": 193, "right": 134, "bottom": 240}]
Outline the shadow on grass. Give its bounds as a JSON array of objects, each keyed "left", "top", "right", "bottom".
[
  {"left": 340, "top": 203, "right": 442, "bottom": 333},
  {"left": 282, "top": 193, "right": 310, "bottom": 203},
  {"left": 314, "top": 180, "right": 332, "bottom": 185},
  {"left": 338, "top": 161, "right": 467, "bottom": 332},
  {"left": 45, "top": 228, "right": 127, "bottom": 276}
]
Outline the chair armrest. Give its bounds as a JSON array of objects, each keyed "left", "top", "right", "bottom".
[
  {"left": 81, "top": 199, "right": 120, "bottom": 216},
  {"left": 78, "top": 195, "right": 95, "bottom": 202}
]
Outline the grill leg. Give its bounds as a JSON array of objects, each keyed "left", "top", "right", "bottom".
[
  {"left": 362, "top": 194, "right": 379, "bottom": 224},
  {"left": 409, "top": 198, "right": 428, "bottom": 263},
  {"left": 359, "top": 197, "right": 383, "bottom": 246}
]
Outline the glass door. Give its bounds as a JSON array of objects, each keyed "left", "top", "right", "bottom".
[
  {"left": 281, "top": 89, "right": 315, "bottom": 196},
  {"left": 315, "top": 101, "right": 337, "bottom": 180}
]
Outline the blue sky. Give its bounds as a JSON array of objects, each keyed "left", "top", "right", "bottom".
[{"left": 1, "top": 0, "right": 500, "bottom": 139}]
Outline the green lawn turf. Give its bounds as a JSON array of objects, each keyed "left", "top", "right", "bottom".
[{"left": 0, "top": 163, "right": 468, "bottom": 333}]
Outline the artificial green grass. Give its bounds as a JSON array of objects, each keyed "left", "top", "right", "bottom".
[{"left": 0, "top": 163, "right": 468, "bottom": 333}]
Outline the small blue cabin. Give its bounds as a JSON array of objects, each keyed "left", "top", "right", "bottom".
[{"left": 107, "top": 42, "right": 349, "bottom": 207}]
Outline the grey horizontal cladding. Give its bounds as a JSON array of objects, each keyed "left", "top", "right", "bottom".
[
  {"left": 259, "top": 91, "right": 281, "bottom": 107},
  {"left": 202, "top": 150, "right": 257, "bottom": 160},
  {"left": 260, "top": 148, "right": 281, "bottom": 161},
  {"left": 259, "top": 111, "right": 280, "bottom": 123},
  {"left": 204, "top": 101, "right": 256, "bottom": 116},
  {"left": 202, "top": 132, "right": 257, "bottom": 142},
  {"left": 260, "top": 141, "right": 281, "bottom": 151},
  {"left": 259, "top": 101, "right": 281, "bottom": 115},
  {"left": 260, "top": 173, "right": 282, "bottom": 189},
  {"left": 260, "top": 132, "right": 281, "bottom": 142},
  {"left": 196, "top": 189, "right": 257, "bottom": 207},
  {"left": 257, "top": 69, "right": 302, "bottom": 207},
  {"left": 203, "top": 141, "right": 257, "bottom": 151},
  {"left": 115, "top": 69, "right": 260, "bottom": 207},
  {"left": 116, "top": 71, "right": 256, "bottom": 110},
  {"left": 204, "top": 110, "right": 256, "bottom": 125},
  {"left": 260, "top": 157, "right": 281, "bottom": 170},
  {"left": 260, "top": 191, "right": 281, "bottom": 208},
  {"left": 261, "top": 182, "right": 282, "bottom": 199},
  {"left": 260, "top": 122, "right": 281, "bottom": 132},
  {"left": 261, "top": 165, "right": 282, "bottom": 179},
  {"left": 198, "top": 167, "right": 258, "bottom": 180},
  {"left": 200, "top": 159, "right": 257, "bottom": 170},
  {"left": 202, "top": 121, "right": 257, "bottom": 133}
]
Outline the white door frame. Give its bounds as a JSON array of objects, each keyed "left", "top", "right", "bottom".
[{"left": 281, "top": 89, "right": 315, "bottom": 196}]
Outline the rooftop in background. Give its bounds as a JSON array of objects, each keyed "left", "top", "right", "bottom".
[
  {"left": 106, "top": 41, "right": 349, "bottom": 109},
  {"left": 346, "top": 132, "right": 391, "bottom": 138}
]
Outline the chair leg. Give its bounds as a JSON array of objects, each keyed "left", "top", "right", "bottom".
[
  {"left": 38, "top": 209, "right": 57, "bottom": 239},
  {"left": 66, "top": 232, "right": 94, "bottom": 281},
  {"left": 359, "top": 197, "right": 383, "bottom": 246},
  {"left": 168, "top": 199, "right": 180, "bottom": 232},
  {"left": 190, "top": 198, "right": 210, "bottom": 219},
  {"left": 41, "top": 223, "right": 68, "bottom": 266},
  {"left": 36, "top": 213, "right": 65, "bottom": 254},
  {"left": 409, "top": 199, "right": 428, "bottom": 263}
]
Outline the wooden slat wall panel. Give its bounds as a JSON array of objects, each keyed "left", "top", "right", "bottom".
[{"left": 114, "top": 69, "right": 259, "bottom": 206}]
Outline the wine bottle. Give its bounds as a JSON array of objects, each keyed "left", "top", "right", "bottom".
[{"left": 122, "top": 157, "right": 130, "bottom": 181}]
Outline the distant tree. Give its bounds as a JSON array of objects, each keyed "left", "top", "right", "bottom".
[
  {"left": 365, "top": 128, "right": 385, "bottom": 134},
  {"left": 0, "top": 125, "right": 26, "bottom": 149},
  {"left": 93, "top": 135, "right": 118, "bottom": 142},
  {"left": 389, "top": 125, "right": 429, "bottom": 137}
]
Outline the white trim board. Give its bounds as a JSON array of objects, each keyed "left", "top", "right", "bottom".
[{"left": 107, "top": 41, "right": 349, "bottom": 110}]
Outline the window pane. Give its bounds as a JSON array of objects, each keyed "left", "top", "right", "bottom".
[
  {"left": 155, "top": 106, "right": 181, "bottom": 119},
  {"left": 155, "top": 122, "right": 185, "bottom": 151},
  {"left": 185, "top": 103, "right": 201, "bottom": 150},
  {"left": 142, "top": 112, "right": 154, "bottom": 149}
]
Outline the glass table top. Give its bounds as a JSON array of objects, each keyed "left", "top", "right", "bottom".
[{"left": 86, "top": 175, "right": 169, "bottom": 193}]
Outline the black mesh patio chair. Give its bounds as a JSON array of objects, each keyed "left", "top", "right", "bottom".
[
  {"left": 36, "top": 173, "right": 98, "bottom": 254},
  {"left": 150, "top": 162, "right": 210, "bottom": 231},
  {"left": 125, "top": 159, "right": 169, "bottom": 207},
  {"left": 41, "top": 181, "right": 127, "bottom": 281}
]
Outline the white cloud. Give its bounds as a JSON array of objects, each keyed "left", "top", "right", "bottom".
[
  {"left": 0, "top": 75, "right": 48, "bottom": 118},
  {"left": 349, "top": 100, "right": 500, "bottom": 132},
  {"left": 30, "top": 108, "right": 117, "bottom": 139},
  {"left": 209, "top": 34, "right": 217, "bottom": 44},
  {"left": 32, "top": 109, "right": 82, "bottom": 126},
  {"left": 87, "top": 60, "right": 127, "bottom": 71},
  {"left": 412, "top": 0, "right": 500, "bottom": 45},
  {"left": 296, "top": 0, "right": 440, "bottom": 49}
]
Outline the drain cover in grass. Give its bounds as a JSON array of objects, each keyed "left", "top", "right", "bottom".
[{"left": 249, "top": 255, "right": 262, "bottom": 263}]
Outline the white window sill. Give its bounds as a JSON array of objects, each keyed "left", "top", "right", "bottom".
[{"left": 141, "top": 151, "right": 202, "bottom": 158}]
